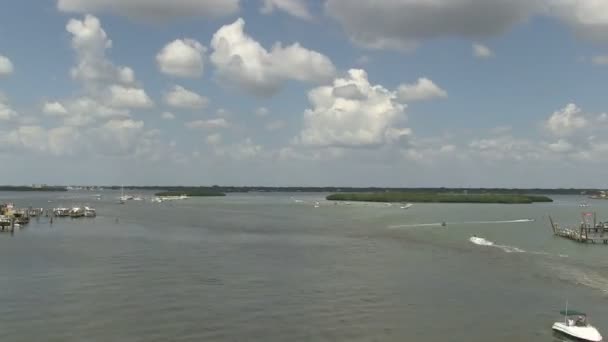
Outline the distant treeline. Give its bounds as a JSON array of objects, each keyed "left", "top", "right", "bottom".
[
  {"left": 0, "top": 186, "right": 67, "bottom": 192},
  {"left": 100, "top": 186, "right": 595, "bottom": 195},
  {"left": 3, "top": 185, "right": 601, "bottom": 195},
  {"left": 327, "top": 193, "right": 553, "bottom": 204}
]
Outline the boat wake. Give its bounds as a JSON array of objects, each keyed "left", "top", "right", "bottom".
[
  {"left": 387, "top": 223, "right": 445, "bottom": 229},
  {"left": 461, "top": 218, "right": 535, "bottom": 224},
  {"left": 469, "top": 236, "right": 568, "bottom": 258},
  {"left": 388, "top": 218, "right": 534, "bottom": 229},
  {"left": 469, "top": 236, "right": 526, "bottom": 253}
]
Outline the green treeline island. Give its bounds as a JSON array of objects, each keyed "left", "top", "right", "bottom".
[
  {"left": 155, "top": 189, "right": 226, "bottom": 197},
  {"left": 326, "top": 192, "right": 553, "bottom": 204}
]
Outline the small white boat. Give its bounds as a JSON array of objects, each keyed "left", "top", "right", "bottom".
[
  {"left": 400, "top": 203, "right": 413, "bottom": 209},
  {"left": 53, "top": 207, "right": 70, "bottom": 217},
  {"left": 69, "top": 207, "right": 85, "bottom": 218},
  {"left": 84, "top": 207, "right": 96, "bottom": 217},
  {"left": 552, "top": 307, "right": 602, "bottom": 342},
  {"left": 314, "top": 201, "right": 320, "bottom": 208}
]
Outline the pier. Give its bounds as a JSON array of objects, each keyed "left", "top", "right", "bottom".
[{"left": 549, "top": 212, "right": 608, "bottom": 244}]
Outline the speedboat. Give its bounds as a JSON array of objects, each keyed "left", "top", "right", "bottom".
[
  {"left": 552, "top": 309, "right": 602, "bottom": 342},
  {"left": 400, "top": 203, "right": 413, "bottom": 209}
]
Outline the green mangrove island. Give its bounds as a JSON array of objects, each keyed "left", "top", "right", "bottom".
[
  {"left": 155, "top": 189, "right": 226, "bottom": 197},
  {"left": 326, "top": 192, "right": 553, "bottom": 204}
]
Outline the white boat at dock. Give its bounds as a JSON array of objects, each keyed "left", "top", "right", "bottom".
[
  {"left": 53, "top": 208, "right": 70, "bottom": 217},
  {"left": 84, "top": 207, "right": 96, "bottom": 217},
  {"left": 552, "top": 307, "right": 602, "bottom": 342},
  {"left": 69, "top": 207, "right": 85, "bottom": 218}
]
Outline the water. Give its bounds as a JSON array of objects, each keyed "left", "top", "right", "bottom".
[{"left": 1, "top": 191, "right": 607, "bottom": 341}]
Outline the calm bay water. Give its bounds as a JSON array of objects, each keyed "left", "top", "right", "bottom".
[{"left": 1, "top": 191, "right": 608, "bottom": 341}]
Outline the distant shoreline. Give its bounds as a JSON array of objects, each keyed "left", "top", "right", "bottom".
[
  {"left": 0, "top": 186, "right": 602, "bottom": 196},
  {"left": 0, "top": 186, "right": 67, "bottom": 192},
  {"left": 326, "top": 192, "right": 553, "bottom": 204}
]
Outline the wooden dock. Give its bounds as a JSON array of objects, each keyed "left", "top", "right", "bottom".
[{"left": 550, "top": 212, "right": 608, "bottom": 244}]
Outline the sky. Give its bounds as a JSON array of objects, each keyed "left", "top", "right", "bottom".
[{"left": 1, "top": 0, "right": 608, "bottom": 187}]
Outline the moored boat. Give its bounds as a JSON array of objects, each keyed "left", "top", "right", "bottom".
[
  {"left": 84, "top": 207, "right": 96, "bottom": 217},
  {"left": 53, "top": 208, "right": 70, "bottom": 217},
  {"left": 69, "top": 207, "right": 85, "bottom": 218}
]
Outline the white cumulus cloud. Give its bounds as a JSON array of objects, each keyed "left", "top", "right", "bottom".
[
  {"left": 156, "top": 39, "right": 206, "bottom": 78},
  {"left": 547, "top": 0, "right": 608, "bottom": 43},
  {"left": 297, "top": 69, "right": 408, "bottom": 148},
  {"left": 45, "top": 97, "right": 130, "bottom": 127},
  {"left": 43, "top": 102, "right": 69, "bottom": 116},
  {"left": 472, "top": 43, "right": 494, "bottom": 58},
  {"left": 0, "top": 94, "right": 18, "bottom": 121},
  {"left": 57, "top": 0, "right": 239, "bottom": 20},
  {"left": 108, "top": 85, "right": 153, "bottom": 108},
  {"left": 0, "top": 55, "right": 14, "bottom": 76},
  {"left": 161, "top": 112, "right": 175, "bottom": 120},
  {"left": 210, "top": 18, "right": 336, "bottom": 96},
  {"left": 324, "top": 0, "right": 540, "bottom": 50},
  {"left": 66, "top": 15, "right": 135, "bottom": 87},
  {"left": 206, "top": 133, "right": 222, "bottom": 145},
  {"left": 164, "top": 85, "right": 208, "bottom": 109},
  {"left": 397, "top": 78, "right": 447, "bottom": 102},
  {"left": 186, "top": 118, "right": 230, "bottom": 129},
  {"left": 545, "top": 103, "right": 588, "bottom": 136},
  {"left": 547, "top": 139, "right": 574, "bottom": 153},
  {"left": 260, "top": 0, "right": 311, "bottom": 20}
]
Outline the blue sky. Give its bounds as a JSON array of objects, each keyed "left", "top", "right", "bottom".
[{"left": 1, "top": 0, "right": 608, "bottom": 187}]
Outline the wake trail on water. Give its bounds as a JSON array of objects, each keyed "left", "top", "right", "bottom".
[
  {"left": 469, "top": 236, "right": 568, "bottom": 257},
  {"left": 388, "top": 218, "right": 534, "bottom": 229}
]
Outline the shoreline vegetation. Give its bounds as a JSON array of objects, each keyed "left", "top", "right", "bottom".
[
  {"left": 104, "top": 186, "right": 598, "bottom": 195},
  {"left": 326, "top": 192, "right": 553, "bottom": 204},
  {"left": 154, "top": 190, "right": 226, "bottom": 197}
]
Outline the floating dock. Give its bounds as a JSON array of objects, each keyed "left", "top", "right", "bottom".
[{"left": 549, "top": 212, "right": 608, "bottom": 244}]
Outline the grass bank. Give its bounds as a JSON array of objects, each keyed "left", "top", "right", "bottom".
[{"left": 326, "top": 192, "right": 553, "bottom": 204}]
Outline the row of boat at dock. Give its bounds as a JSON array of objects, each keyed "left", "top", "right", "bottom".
[
  {"left": 1, "top": 202, "right": 98, "bottom": 232},
  {"left": 52, "top": 206, "right": 96, "bottom": 218}
]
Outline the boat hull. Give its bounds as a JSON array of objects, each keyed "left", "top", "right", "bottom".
[{"left": 553, "top": 322, "right": 603, "bottom": 342}]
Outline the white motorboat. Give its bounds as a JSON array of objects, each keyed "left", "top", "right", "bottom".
[
  {"left": 552, "top": 308, "right": 602, "bottom": 342},
  {"left": 53, "top": 207, "right": 70, "bottom": 217},
  {"left": 69, "top": 207, "right": 85, "bottom": 218},
  {"left": 400, "top": 203, "right": 413, "bottom": 209},
  {"left": 84, "top": 207, "right": 96, "bottom": 217}
]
